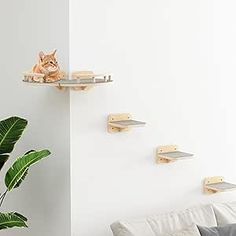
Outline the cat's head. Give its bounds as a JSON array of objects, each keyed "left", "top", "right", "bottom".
[{"left": 38, "top": 50, "right": 59, "bottom": 71}]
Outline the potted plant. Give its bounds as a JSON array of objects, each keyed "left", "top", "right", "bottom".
[{"left": 0, "top": 116, "right": 51, "bottom": 230}]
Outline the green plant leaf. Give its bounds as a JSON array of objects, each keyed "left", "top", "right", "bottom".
[
  {"left": 24, "top": 150, "right": 35, "bottom": 155},
  {"left": 0, "top": 117, "right": 27, "bottom": 155},
  {"left": 14, "top": 169, "right": 28, "bottom": 189},
  {"left": 0, "top": 212, "right": 27, "bottom": 230},
  {"left": 13, "top": 150, "right": 35, "bottom": 188},
  {"left": 12, "top": 212, "right": 28, "bottom": 222},
  {"left": 5, "top": 150, "right": 51, "bottom": 191},
  {"left": 0, "top": 155, "right": 9, "bottom": 171}
]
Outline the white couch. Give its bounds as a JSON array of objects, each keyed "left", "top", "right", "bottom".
[{"left": 110, "top": 202, "right": 236, "bottom": 236}]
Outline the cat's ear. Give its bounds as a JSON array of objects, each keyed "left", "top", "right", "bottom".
[
  {"left": 52, "top": 49, "right": 57, "bottom": 56},
  {"left": 39, "top": 51, "right": 45, "bottom": 61}
]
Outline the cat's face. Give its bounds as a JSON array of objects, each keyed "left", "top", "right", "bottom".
[{"left": 39, "top": 50, "right": 59, "bottom": 71}]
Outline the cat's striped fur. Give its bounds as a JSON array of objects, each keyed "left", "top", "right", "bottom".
[{"left": 33, "top": 50, "right": 63, "bottom": 83}]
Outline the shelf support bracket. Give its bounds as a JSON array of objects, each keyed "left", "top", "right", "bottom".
[
  {"left": 156, "top": 145, "right": 178, "bottom": 164},
  {"left": 204, "top": 176, "right": 224, "bottom": 194},
  {"left": 108, "top": 114, "right": 132, "bottom": 133}
]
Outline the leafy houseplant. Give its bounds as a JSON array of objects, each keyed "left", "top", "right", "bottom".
[{"left": 0, "top": 116, "right": 51, "bottom": 230}]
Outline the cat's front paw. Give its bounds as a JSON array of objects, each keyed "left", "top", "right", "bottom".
[{"left": 45, "top": 76, "right": 61, "bottom": 83}]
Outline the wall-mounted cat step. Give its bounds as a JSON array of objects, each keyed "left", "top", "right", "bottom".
[
  {"left": 204, "top": 176, "right": 236, "bottom": 194},
  {"left": 108, "top": 113, "right": 146, "bottom": 133},
  {"left": 156, "top": 145, "right": 194, "bottom": 164},
  {"left": 23, "top": 71, "right": 112, "bottom": 91}
]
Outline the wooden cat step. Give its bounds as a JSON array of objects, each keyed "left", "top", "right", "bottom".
[{"left": 204, "top": 176, "right": 236, "bottom": 194}]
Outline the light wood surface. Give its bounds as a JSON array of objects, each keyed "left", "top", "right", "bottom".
[
  {"left": 157, "top": 145, "right": 178, "bottom": 154},
  {"left": 23, "top": 78, "right": 112, "bottom": 91},
  {"left": 108, "top": 114, "right": 131, "bottom": 133},
  {"left": 156, "top": 145, "right": 193, "bottom": 164},
  {"left": 23, "top": 71, "right": 112, "bottom": 91},
  {"left": 204, "top": 176, "right": 224, "bottom": 185}
]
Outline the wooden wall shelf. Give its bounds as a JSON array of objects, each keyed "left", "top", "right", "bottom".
[
  {"left": 204, "top": 176, "right": 236, "bottom": 194},
  {"left": 156, "top": 145, "right": 194, "bottom": 164},
  {"left": 23, "top": 71, "right": 112, "bottom": 91},
  {"left": 108, "top": 113, "right": 146, "bottom": 133}
]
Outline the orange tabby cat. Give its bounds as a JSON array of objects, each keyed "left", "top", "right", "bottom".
[{"left": 33, "top": 50, "right": 63, "bottom": 83}]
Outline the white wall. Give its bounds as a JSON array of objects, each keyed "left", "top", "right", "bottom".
[
  {"left": 0, "top": 1, "right": 70, "bottom": 236},
  {"left": 70, "top": 0, "right": 236, "bottom": 236}
]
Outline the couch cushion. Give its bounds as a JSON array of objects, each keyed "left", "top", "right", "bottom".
[
  {"left": 162, "top": 224, "right": 201, "bottom": 236},
  {"left": 212, "top": 202, "right": 236, "bottom": 225},
  {"left": 197, "top": 223, "right": 236, "bottom": 236},
  {"left": 111, "top": 219, "right": 156, "bottom": 236},
  {"left": 111, "top": 205, "right": 217, "bottom": 236}
]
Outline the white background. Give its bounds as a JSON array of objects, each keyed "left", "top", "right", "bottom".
[
  {"left": 70, "top": 0, "right": 236, "bottom": 236},
  {"left": 0, "top": 1, "right": 70, "bottom": 236}
]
